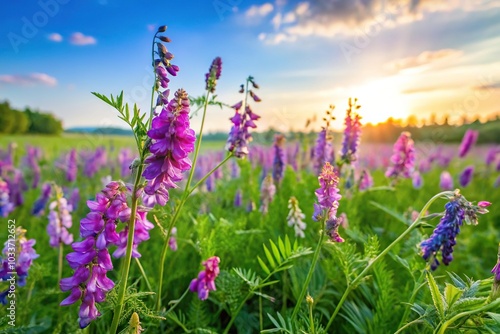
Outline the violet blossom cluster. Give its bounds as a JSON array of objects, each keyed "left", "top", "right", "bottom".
[
  {"left": 225, "top": 77, "right": 261, "bottom": 158},
  {"left": 142, "top": 89, "right": 196, "bottom": 206},
  {"left": 60, "top": 181, "right": 131, "bottom": 328},
  {"left": 0, "top": 227, "right": 39, "bottom": 303},
  {"left": 340, "top": 98, "right": 362, "bottom": 163},
  {"left": 113, "top": 209, "right": 154, "bottom": 258},
  {"left": 440, "top": 171, "right": 454, "bottom": 190},
  {"left": 272, "top": 134, "right": 286, "bottom": 184},
  {"left": 189, "top": 256, "right": 220, "bottom": 300},
  {"left": 66, "top": 149, "right": 78, "bottom": 182},
  {"left": 205, "top": 57, "right": 222, "bottom": 93},
  {"left": 32, "top": 183, "right": 52, "bottom": 216},
  {"left": 313, "top": 162, "right": 344, "bottom": 243},
  {"left": 459, "top": 166, "right": 474, "bottom": 187},
  {"left": 24, "top": 145, "right": 41, "bottom": 188},
  {"left": 83, "top": 147, "right": 107, "bottom": 178},
  {"left": 313, "top": 128, "right": 333, "bottom": 174},
  {"left": 0, "top": 178, "right": 14, "bottom": 217},
  {"left": 458, "top": 129, "right": 478, "bottom": 158},
  {"left": 358, "top": 169, "right": 373, "bottom": 191},
  {"left": 420, "top": 192, "right": 490, "bottom": 270},
  {"left": 385, "top": 131, "right": 415, "bottom": 179},
  {"left": 47, "top": 195, "right": 74, "bottom": 248}
]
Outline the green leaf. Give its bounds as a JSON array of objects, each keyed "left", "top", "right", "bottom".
[
  {"left": 285, "top": 235, "right": 292, "bottom": 255},
  {"left": 263, "top": 245, "right": 276, "bottom": 269},
  {"left": 426, "top": 271, "right": 445, "bottom": 320},
  {"left": 444, "top": 283, "right": 463, "bottom": 310},
  {"left": 257, "top": 256, "right": 271, "bottom": 276},
  {"left": 270, "top": 240, "right": 282, "bottom": 264},
  {"left": 278, "top": 237, "right": 286, "bottom": 257}
]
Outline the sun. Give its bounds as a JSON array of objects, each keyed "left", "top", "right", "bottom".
[{"left": 350, "top": 77, "right": 411, "bottom": 125}]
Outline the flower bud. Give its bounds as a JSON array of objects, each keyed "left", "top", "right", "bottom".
[{"left": 157, "top": 25, "right": 167, "bottom": 33}]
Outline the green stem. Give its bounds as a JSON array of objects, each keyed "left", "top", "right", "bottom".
[
  {"left": 222, "top": 291, "right": 252, "bottom": 334},
  {"left": 109, "top": 165, "right": 144, "bottom": 333},
  {"left": 58, "top": 242, "right": 63, "bottom": 283},
  {"left": 187, "top": 154, "right": 233, "bottom": 196},
  {"left": 291, "top": 227, "right": 326, "bottom": 320},
  {"left": 259, "top": 288, "right": 263, "bottom": 332},
  {"left": 164, "top": 287, "right": 190, "bottom": 318},
  {"left": 325, "top": 191, "right": 453, "bottom": 331},
  {"left": 134, "top": 258, "right": 154, "bottom": 300},
  {"left": 436, "top": 300, "right": 500, "bottom": 334},
  {"left": 309, "top": 297, "right": 316, "bottom": 334},
  {"left": 398, "top": 270, "right": 425, "bottom": 329},
  {"left": 155, "top": 89, "right": 211, "bottom": 311}
]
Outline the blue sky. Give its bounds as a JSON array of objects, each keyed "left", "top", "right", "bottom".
[{"left": 1, "top": 0, "right": 499, "bottom": 132}]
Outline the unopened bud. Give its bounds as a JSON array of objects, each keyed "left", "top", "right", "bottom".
[
  {"left": 306, "top": 294, "right": 314, "bottom": 306},
  {"left": 158, "top": 36, "right": 171, "bottom": 43},
  {"left": 157, "top": 25, "right": 167, "bottom": 33}
]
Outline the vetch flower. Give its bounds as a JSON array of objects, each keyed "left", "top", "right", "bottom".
[
  {"left": 440, "top": 171, "right": 454, "bottom": 190},
  {"left": 60, "top": 181, "right": 131, "bottom": 328},
  {"left": 189, "top": 256, "right": 220, "bottom": 300},
  {"left": 0, "top": 178, "right": 14, "bottom": 217},
  {"left": 168, "top": 227, "right": 178, "bottom": 251},
  {"left": 313, "top": 162, "right": 343, "bottom": 242},
  {"left": 66, "top": 149, "right": 78, "bottom": 182},
  {"left": 412, "top": 171, "right": 423, "bottom": 189},
  {"left": 458, "top": 129, "right": 478, "bottom": 158},
  {"left": 142, "top": 89, "right": 196, "bottom": 206},
  {"left": 32, "top": 182, "right": 52, "bottom": 216},
  {"left": 0, "top": 227, "right": 39, "bottom": 293},
  {"left": 47, "top": 195, "right": 74, "bottom": 248},
  {"left": 113, "top": 210, "right": 154, "bottom": 258},
  {"left": 358, "top": 169, "right": 373, "bottom": 191},
  {"left": 313, "top": 128, "right": 333, "bottom": 174},
  {"left": 385, "top": 132, "right": 415, "bottom": 179},
  {"left": 205, "top": 57, "right": 222, "bottom": 93},
  {"left": 287, "top": 196, "right": 306, "bottom": 238},
  {"left": 459, "top": 165, "right": 474, "bottom": 187},
  {"left": 272, "top": 134, "right": 286, "bottom": 184},
  {"left": 340, "top": 98, "right": 362, "bottom": 163}
]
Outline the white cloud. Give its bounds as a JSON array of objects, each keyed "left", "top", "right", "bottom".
[
  {"left": 385, "top": 49, "right": 463, "bottom": 73},
  {"left": 69, "top": 32, "right": 97, "bottom": 46},
  {"left": 48, "top": 33, "right": 63, "bottom": 42},
  {"left": 272, "top": 13, "right": 282, "bottom": 30},
  {"left": 246, "top": 3, "right": 274, "bottom": 17},
  {"left": 0, "top": 73, "right": 57, "bottom": 87}
]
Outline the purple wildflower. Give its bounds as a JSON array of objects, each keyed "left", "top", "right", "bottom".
[
  {"left": 313, "top": 162, "right": 343, "bottom": 242},
  {"left": 440, "top": 171, "right": 454, "bottom": 190},
  {"left": 142, "top": 89, "right": 196, "bottom": 206},
  {"left": 60, "top": 181, "right": 131, "bottom": 328},
  {"left": 118, "top": 148, "right": 134, "bottom": 178},
  {"left": 459, "top": 166, "right": 474, "bottom": 187},
  {"left": 491, "top": 243, "right": 500, "bottom": 300},
  {"left": 205, "top": 57, "right": 222, "bottom": 93},
  {"left": 69, "top": 187, "right": 80, "bottom": 211},
  {"left": 260, "top": 175, "right": 276, "bottom": 214},
  {"left": 234, "top": 189, "right": 242, "bottom": 207},
  {"left": 225, "top": 79, "right": 261, "bottom": 158},
  {"left": 358, "top": 169, "right": 373, "bottom": 191},
  {"left": 32, "top": 182, "right": 52, "bottom": 216},
  {"left": 113, "top": 210, "right": 154, "bottom": 258},
  {"left": 492, "top": 244, "right": 500, "bottom": 281},
  {"left": 0, "top": 178, "right": 14, "bottom": 217},
  {"left": 458, "top": 129, "right": 478, "bottom": 158},
  {"left": 272, "top": 134, "right": 286, "bottom": 184},
  {"left": 340, "top": 98, "right": 362, "bottom": 163},
  {"left": 0, "top": 227, "right": 39, "bottom": 292},
  {"left": 385, "top": 132, "right": 415, "bottom": 179},
  {"left": 47, "top": 196, "right": 74, "bottom": 248},
  {"left": 486, "top": 147, "right": 499, "bottom": 166},
  {"left": 169, "top": 227, "right": 178, "bottom": 251},
  {"left": 66, "top": 149, "right": 78, "bottom": 182},
  {"left": 313, "top": 128, "right": 333, "bottom": 174},
  {"left": 421, "top": 200, "right": 464, "bottom": 270},
  {"left": 412, "top": 171, "right": 423, "bottom": 189},
  {"left": 24, "top": 146, "right": 41, "bottom": 188},
  {"left": 189, "top": 256, "right": 220, "bottom": 300}
]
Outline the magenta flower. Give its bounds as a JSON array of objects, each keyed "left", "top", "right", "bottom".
[
  {"left": 142, "top": 89, "right": 196, "bottom": 206},
  {"left": 32, "top": 182, "right": 52, "bottom": 216},
  {"left": 412, "top": 171, "right": 423, "bottom": 189},
  {"left": 189, "top": 256, "right": 220, "bottom": 300},
  {"left": 385, "top": 132, "right": 415, "bottom": 179},
  {"left": 313, "top": 162, "right": 343, "bottom": 242},
  {"left": 168, "top": 227, "right": 178, "bottom": 251},
  {"left": 458, "top": 130, "right": 478, "bottom": 158},
  {"left": 60, "top": 181, "right": 131, "bottom": 328},
  {"left": 113, "top": 210, "right": 154, "bottom": 258},
  {"left": 358, "top": 169, "right": 373, "bottom": 191}
]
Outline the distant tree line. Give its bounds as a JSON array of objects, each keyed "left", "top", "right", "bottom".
[{"left": 0, "top": 101, "right": 63, "bottom": 135}]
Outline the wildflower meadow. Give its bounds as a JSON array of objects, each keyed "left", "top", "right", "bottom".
[{"left": 0, "top": 25, "right": 499, "bottom": 334}]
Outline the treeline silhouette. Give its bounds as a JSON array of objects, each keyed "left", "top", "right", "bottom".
[{"left": 0, "top": 101, "right": 63, "bottom": 135}]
